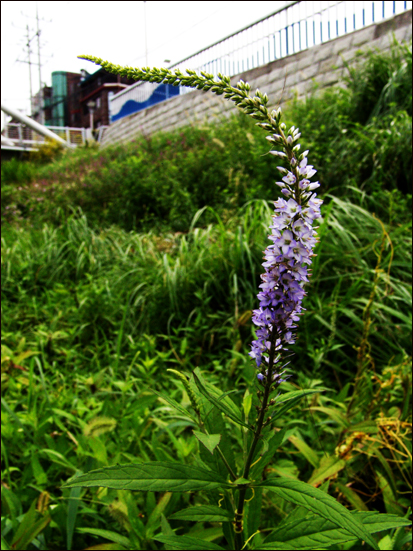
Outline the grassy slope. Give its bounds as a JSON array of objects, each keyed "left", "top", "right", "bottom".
[{"left": 1, "top": 42, "right": 411, "bottom": 550}]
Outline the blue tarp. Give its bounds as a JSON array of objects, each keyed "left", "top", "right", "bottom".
[{"left": 111, "top": 83, "right": 180, "bottom": 122}]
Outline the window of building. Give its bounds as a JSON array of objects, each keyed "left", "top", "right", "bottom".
[{"left": 96, "top": 96, "right": 101, "bottom": 109}]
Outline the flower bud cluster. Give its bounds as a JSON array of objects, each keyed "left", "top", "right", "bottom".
[{"left": 249, "top": 113, "right": 323, "bottom": 384}]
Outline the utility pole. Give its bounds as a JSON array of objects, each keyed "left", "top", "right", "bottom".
[
  {"left": 26, "top": 25, "right": 34, "bottom": 115},
  {"left": 15, "top": 23, "right": 37, "bottom": 116},
  {"left": 18, "top": 3, "right": 51, "bottom": 124},
  {"left": 36, "top": 3, "right": 44, "bottom": 125}
]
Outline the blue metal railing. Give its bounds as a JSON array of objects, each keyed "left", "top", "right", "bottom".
[{"left": 110, "top": 0, "right": 411, "bottom": 121}]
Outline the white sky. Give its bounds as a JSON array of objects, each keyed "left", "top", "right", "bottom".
[{"left": 1, "top": 0, "right": 289, "bottom": 124}]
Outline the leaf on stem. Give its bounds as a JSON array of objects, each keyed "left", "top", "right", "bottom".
[
  {"left": 193, "top": 431, "right": 221, "bottom": 455},
  {"left": 63, "top": 461, "right": 231, "bottom": 492},
  {"left": 192, "top": 371, "right": 253, "bottom": 431},
  {"left": 169, "top": 505, "right": 233, "bottom": 522},
  {"left": 250, "top": 427, "right": 290, "bottom": 480},
  {"left": 154, "top": 535, "right": 226, "bottom": 550},
  {"left": 151, "top": 388, "right": 197, "bottom": 422},
  {"left": 261, "top": 511, "right": 411, "bottom": 549},
  {"left": 270, "top": 390, "right": 323, "bottom": 423},
  {"left": 255, "top": 477, "right": 379, "bottom": 549},
  {"left": 306, "top": 455, "right": 346, "bottom": 486}
]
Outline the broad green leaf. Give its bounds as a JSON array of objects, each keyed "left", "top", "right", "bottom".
[
  {"left": 63, "top": 461, "right": 231, "bottom": 492},
  {"left": 76, "top": 528, "right": 130, "bottom": 548},
  {"left": 288, "top": 434, "right": 320, "bottom": 469},
  {"left": 258, "top": 544, "right": 296, "bottom": 550},
  {"left": 1, "top": 536, "right": 11, "bottom": 550},
  {"left": 307, "top": 455, "right": 346, "bottom": 487},
  {"left": 255, "top": 477, "right": 379, "bottom": 549},
  {"left": 262, "top": 510, "right": 411, "bottom": 549},
  {"left": 151, "top": 388, "right": 196, "bottom": 422},
  {"left": 169, "top": 505, "right": 233, "bottom": 522},
  {"left": 270, "top": 390, "right": 322, "bottom": 423},
  {"left": 193, "top": 371, "right": 252, "bottom": 431},
  {"left": 193, "top": 431, "right": 221, "bottom": 454},
  {"left": 154, "top": 535, "right": 225, "bottom": 550}
]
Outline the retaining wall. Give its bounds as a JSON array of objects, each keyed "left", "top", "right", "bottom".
[{"left": 102, "top": 10, "right": 412, "bottom": 147}]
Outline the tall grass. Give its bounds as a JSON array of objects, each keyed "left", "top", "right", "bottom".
[
  {"left": 2, "top": 42, "right": 412, "bottom": 231},
  {"left": 2, "top": 194, "right": 410, "bottom": 383}
]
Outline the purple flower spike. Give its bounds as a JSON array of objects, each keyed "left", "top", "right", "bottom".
[{"left": 250, "top": 116, "right": 323, "bottom": 386}]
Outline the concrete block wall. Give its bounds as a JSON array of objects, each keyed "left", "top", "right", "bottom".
[{"left": 102, "top": 10, "right": 412, "bottom": 147}]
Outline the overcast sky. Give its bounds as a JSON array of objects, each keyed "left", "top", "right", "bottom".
[{"left": 1, "top": 0, "right": 289, "bottom": 124}]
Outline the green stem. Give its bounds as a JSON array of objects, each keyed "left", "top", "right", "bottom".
[{"left": 234, "top": 330, "right": 278, "bottom": 550}]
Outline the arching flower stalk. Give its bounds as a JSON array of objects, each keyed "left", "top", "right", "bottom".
[{"left": 249, "top": 112, "right": 323, "bottom": 393}]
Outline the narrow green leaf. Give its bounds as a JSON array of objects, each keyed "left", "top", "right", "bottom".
[
  {"left": 335, "top": 482, "right": 369, "bottom": 511},
  {"left": 250, "top": 427, "right": 290, "bottom": 480},
  {"left": 154, "top": 535, "right": 225, "bottom": 550},
  {"left": 82, "top": 544, "right": 127, "bottom": 550},
  {"left": 270, "top": 390, "right": 322, "bottom": 423},
  {"left": 255, "top": 477, "right": 379, "bottom": 549},
  {"left": 169, "top": 505, "right": 233, "bottom": 522},
  {"left": 243, "top": 390, "right": 252, "bottom": 419},
  {"left": 307, "top": 455, "right": 346, "bottom": 487},
  {"left": 63, "top": 461, "right": 231, "bottom": 492},
  {"left": 11, "top": 499, "right": 36, "bottom": 549},
  {"left": 263, "top": 510, "right": 411, "bottom": 549},
  {"left": 1, "top": 536, "right": 11, "bottom": 550},
  {"left": 10, "top": 499, "right": 51, "bottom": 551},
  {"left": 308, "top": 406, "right": 350, "bottom": 428},
  {"left": 373, "top": 449, "right": 398, "bottom": 497},
  {"left": 146, "top": 492, "right": 172, "bottom": 538},
  {"left": 76, "top": 528, "right": 130, "bottom": 548},
  {"left": 160, "top": 514, "right": 175, "bottom": 536},
  {"left": 40, "top": 449, "right": 77, "bottom": 472},
  {"left": 288, "top": 434, "right": 320, "bottom": 469},
  {"left": 376, "top": 471, "right": 403, "bottom": 516},
  {"left": 151, "top": 388, "right": 196, "bottom": 422},
  {"left": 193, "top": 431, "right": 221, "bottom": 454},
  {"left": 193, "top": 372, "right": 253, "bottom": 431},
  {"left": 66, "top": 484, "right": 82, "bottom": 550}
]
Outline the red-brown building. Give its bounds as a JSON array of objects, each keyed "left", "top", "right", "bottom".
[{"left": 79, "top": 68, "right": 136, "bottom": 129}]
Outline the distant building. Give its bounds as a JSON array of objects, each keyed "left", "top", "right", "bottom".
[
  {"left": 78, "top": 67, "right": 136, "bottom": 128},
  {"left": 32, "top": 85, "right": 53, "bottom": 125},
  {"left": 30, "top": 68, "right": 136, "bottom": 129}
]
